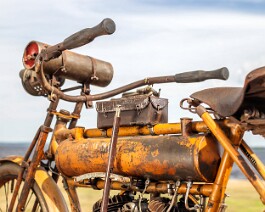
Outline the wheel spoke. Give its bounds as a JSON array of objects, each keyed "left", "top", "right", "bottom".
[
  {"left": 0, "top": 164, "right": 48, "bottom": 212},
  {"left": 4, "top": 183, "right": 8, "bottom": 211},
  {"left": 32, "top": 198, "right": 40, "bottom": 212},
  {"left": 1, "top": 181, "right": 43, "bottom": 212},
  {"left": 25, "top": 190, "right": 34, "bottom": 210},
  {"left": 11, "top": 179, "right": 15, "bottom": 193}
]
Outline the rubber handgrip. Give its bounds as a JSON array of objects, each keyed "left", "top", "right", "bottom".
[
  {"left": 174, "top": 67, "right": 229, "bottom": 83},
  {"left": 62, "top": 18, "right": 116, "bottom": 50}
]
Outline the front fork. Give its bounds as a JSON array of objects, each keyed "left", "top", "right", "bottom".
[
  {"left": 8, "top": 98, "right": 84, "bottom": 212},
  {"left": 196, "top": 105, "right": 265, "bottom": 211},
  {"left": 8, "top": 99, "right": 59, "bottom": 212}
]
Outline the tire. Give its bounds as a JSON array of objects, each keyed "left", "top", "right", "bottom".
[{"left": 0, "top": 162, "right": 49, "bottom": 212}]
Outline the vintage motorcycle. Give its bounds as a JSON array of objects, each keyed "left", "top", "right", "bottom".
[{"left": 0, "top": 18, "right": 265, "bottom": 212}]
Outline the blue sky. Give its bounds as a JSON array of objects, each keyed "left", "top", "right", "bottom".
[{"left": 1, "top": 0, "right": 265, "bottom": 146}]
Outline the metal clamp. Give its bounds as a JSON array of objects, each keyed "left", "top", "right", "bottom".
[
  {"left": 180, "top": 98, "right": 197, "bottom": 114},
  {"left": 90, "top": 56, "right": 99, "bottom": 81},
  {"left": 147, "top": 125, "right": 156, "bottom": 136}
]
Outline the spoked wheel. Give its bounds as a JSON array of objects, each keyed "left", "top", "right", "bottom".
[{"left": 0, "top": 162, "right": 49, "bottom": 212}]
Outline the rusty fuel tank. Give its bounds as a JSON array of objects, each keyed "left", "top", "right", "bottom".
[{"left": 55, "top": 134, "right": 220, "bottom": 182}]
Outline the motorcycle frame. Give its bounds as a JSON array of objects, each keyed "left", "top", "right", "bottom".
[
  {"left": 3, "top": 96, "right": 265, "bottom": 211},
  {"left": 3, "top": 18, "right": 265, "bottom": 211}
]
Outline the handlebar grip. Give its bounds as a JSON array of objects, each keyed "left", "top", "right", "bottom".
[
  {"left": 174, "top": 67, "right": 229, "bottom": 83},
  {"left": 42, "top": 18, "right": 115, "bottom": 61},
  {"left": 63, "top": 18, "right": 116, "bottom": 50}
]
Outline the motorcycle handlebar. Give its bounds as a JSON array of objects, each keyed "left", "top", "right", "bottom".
[
  {"left": 42, "top": 18, "right": 116, "bottom": 61},
  {"left": 174, "top": 67, "right": 229, "bottom": 83},
  {"left": 63, "top": 18, "right": 116, "bottom": 50},
  {"left": 37, "top": 64, "right": 229, "bottom": 103}
]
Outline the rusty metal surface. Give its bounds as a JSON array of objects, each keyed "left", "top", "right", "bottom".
[
  {"left": 101, "top": 107, "right": 121, "bottom": 212},
  {"left": 34, "top": 167, "right": 69, "bottom": 212},
  {"left": 23, "top": 41, "right": 114, "bottom": 87},
  {"left": 180, "top": 118, "right": 193, "bottom": 136},
  {"left": 17, "top": 131, "right": 49, "bottom": 211},
  {"left": 55, "top": 134, "right": 220, "bottom": 182},
  {"left": 0, "top": 161, "right": 68, "bottom": 212},
  {"left": 240, "top": 140, "right": 265, "bottom": 181},
  {"left": 12, "top": 18, "right": 265, "bottom": 211},
  {"left": 96, "top": 94, "right": 168, "bottom": 128},
  {"left": 191, "top": 66, "right": 265, "bottom": 117},
  {"left": 83, "top": 121, "right": 210, "bottom": 138},
  {"left": 206, "top": 120, "right": 244, "bottom": 211},
  {"left": 7, "top": 127, "right": 41, "bottom": 212},
  {"left": 37, "top": 59, "right": 179, "bottom": 102},
  {"left": 198, "top": 106, "right": 265, "bottom": 205},
  {"left": 10, "top": 100, "right": 58, "bottom": 211},
  {"left": 0, "top": 156, "right": 24, "bottom": 165},
  {"left": 69, "top": 102, "right": 83, "bottom": 129},
  {"left": 191, "top": 87, "right": 242, "bottom": 117},
  {"left": 89, "top": 179, "right": 213, "bottom": 196}
]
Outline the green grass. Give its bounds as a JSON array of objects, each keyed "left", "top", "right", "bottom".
[{"left": 225, "top": 179, "right": 264, "bottom": 212}]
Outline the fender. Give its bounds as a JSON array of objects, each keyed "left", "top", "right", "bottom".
[{"left": 0, "top": 156, "right": 68, "bottom": 212}]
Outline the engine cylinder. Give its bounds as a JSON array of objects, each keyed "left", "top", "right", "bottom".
[{"left": 55, "top": 134, "right": 220, "bottom": 182}]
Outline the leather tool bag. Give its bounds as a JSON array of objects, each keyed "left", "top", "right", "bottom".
[{"left": 96, "top": 94, "right": 168, "bottom": 129}]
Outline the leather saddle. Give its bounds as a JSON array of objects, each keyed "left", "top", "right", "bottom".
[{"left": 191, "top": 66, "right": 265, "bottom": 119}]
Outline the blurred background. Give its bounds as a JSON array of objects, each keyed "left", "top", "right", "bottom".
[{"left": 1, "top": 0, "right": 265, "bottom": 145}]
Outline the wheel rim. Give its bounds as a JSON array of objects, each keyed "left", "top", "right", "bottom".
[{"left": 0, "top": 174, "right": 45, "bottom": 212}]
